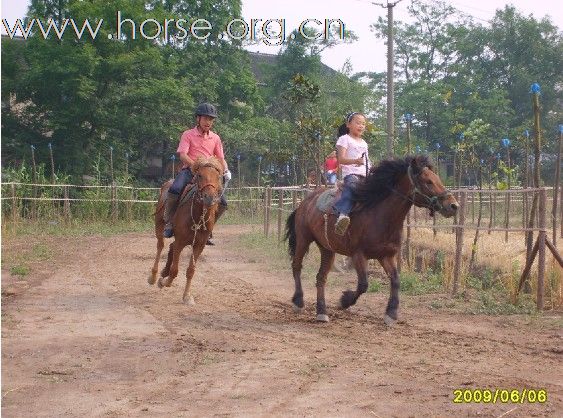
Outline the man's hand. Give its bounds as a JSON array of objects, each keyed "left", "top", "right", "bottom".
[{"left": 223, "top": 170, "right": 232, "bottom": 181}]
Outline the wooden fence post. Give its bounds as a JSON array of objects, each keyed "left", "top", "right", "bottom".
[
  {"left": 111, "top": 182, "right": 118, "bottom": 223},
  {"left": 263, "top": 187, "right": 268, "bottom": 235},
  {"left": 11, "top": 183, "right": 17, "bottom": 225},
  {"left": 452, "top": 191, "right": 467, "bottom": 295},
  {"left": 277, "top": 190, "right": 283, "bottom": 241},
  {"left": 63, "top": 185, "right": 70, "bottom": 221},
  {"left": 537, "top": 188, "right": 546, "bottom": 310},
  {"left": 264, "top": 187, "right": 272, "bottom": 237}
]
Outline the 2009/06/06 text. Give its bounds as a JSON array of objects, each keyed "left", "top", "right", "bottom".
[
  {"left": 2, "top": 12, "right": 345, "bottom": 46},
  {"left": 453, "top": 389, "right": 547, "bottom": 404}
]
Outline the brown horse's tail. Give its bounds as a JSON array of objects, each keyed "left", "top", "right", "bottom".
[{"left": 284, "top": 210, "right": 297, "bottom": 258}]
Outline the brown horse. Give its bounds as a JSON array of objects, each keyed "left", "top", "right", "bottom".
[
  {"left": 284, "top": 155, "right": 459, "bottom": 325},
  {"left": 149, "top": 157, "right": 224, "bottom": 304}
]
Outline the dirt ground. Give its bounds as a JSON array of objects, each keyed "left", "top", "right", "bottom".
[{"left": 2, "top": 224, "right": 562, "bottom": 417}]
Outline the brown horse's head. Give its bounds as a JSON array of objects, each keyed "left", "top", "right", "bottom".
[
  {"left": 408, "top": 155, "right": 458, "bottom": 217},
  {"left": 352, "top": 154, "right": 458, "bottom": 218},
  {"left": 192, "top": 157, "right": 223, "bottom": 207}
]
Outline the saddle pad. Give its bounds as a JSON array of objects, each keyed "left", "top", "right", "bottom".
[{"left": 316, "top": 188, "right": 341, "bottom": 215}]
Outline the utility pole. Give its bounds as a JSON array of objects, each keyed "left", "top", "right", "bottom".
[{"left": 374, "top": 0, "right": 403, "bottom": 158}]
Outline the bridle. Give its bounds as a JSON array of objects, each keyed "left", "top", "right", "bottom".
[
  {"left": 403, "top": 165, "right": 453, "bottom": 215},
  {"left": 193, "top": 163, "right": 222, "bottom": 205}
]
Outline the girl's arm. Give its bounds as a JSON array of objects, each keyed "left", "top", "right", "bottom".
[{"left": 337, "top": 145, "right": 363, "bottom": 166}]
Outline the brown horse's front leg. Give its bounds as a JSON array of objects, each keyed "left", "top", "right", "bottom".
[
  {"left": 340, "top": 253, "right": 368, "bottom": 310},
  {"left": 380, "top": 255, "right": 400, "bottom": 326},
  {"left": 182, "top": 237, "right": 206, "bottom": 305},
  {"left": 149, "top": 234, "right": 164, "bottom": 285}
]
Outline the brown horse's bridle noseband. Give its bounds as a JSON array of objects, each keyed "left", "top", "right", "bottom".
[{"left": 406, "top": 165, "right": 453, "bottom": 215}]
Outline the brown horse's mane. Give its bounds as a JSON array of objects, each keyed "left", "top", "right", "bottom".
[
  {"left": 351, "top": 154, "right": 434, "bottom": 210},
  {"left": 192, "top": 156, "right": 222, "bottom": 174}
]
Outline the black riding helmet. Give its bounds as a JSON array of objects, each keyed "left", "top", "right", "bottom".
[{"left": 195, "top": 102, "right": 218, "bottom": 118}]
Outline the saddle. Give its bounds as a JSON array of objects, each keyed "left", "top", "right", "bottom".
[{"left": 316, "top": 186, "right": 342, "bottom": 215}]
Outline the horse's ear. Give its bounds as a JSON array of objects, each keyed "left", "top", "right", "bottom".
[{"left": 410, "top": 156, "right": 422, "bottom": 175}]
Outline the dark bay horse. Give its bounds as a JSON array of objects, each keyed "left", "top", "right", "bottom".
[
  {"left": 284, "top": 155, "right": 459, "bottom": 325},
  {"left": 149, "top": 157, "right": 224, "bottom": 305}
]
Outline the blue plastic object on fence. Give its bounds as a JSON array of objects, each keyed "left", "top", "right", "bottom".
[
  {"left": 530, "top": 83, "right": 541, "bottom": 94},
  {"left": 435, "top": 142, "right": 441, "bottom": 150},
  {"left": 524, "top": 129, "right": 530, "bottom": 138},
  {"left": 501, "top": 138, "right": 510, "bottom": 148},
  {"left": 48, "top": 143, "right": 52, "bottom": 150},
  {"left": 458, "top": 132, "right": 464, "bottom": 141},
  {"left": 404, "top": 113, "right": 412, "bottom": 122},
  {"left": 559, "top": 125, "right": 563, "bottom": 134}
]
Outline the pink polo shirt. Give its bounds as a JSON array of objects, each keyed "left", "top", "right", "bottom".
[{"left": 177, "top": 127, "right": 225, "bottom": 169}]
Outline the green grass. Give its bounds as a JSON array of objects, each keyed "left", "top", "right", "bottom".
[
  {"left": 3, "top": 219, "right": 152, "bottom": 238},
  {"left": 400, "top": 271, "right": 444, "bottom": 295},
  {"left": 468, "top": 291, "right": 536, "bottom": 315},
  {"left": 9, "top": 264, "right": 30, "bottom": 276}
]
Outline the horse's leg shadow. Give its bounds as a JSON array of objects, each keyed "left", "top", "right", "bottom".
[{"left": 339, "top": 253, "right": 368, "bottom": 310}]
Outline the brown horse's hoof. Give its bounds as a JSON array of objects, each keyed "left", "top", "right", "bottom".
[
  {"left": 384, "top": 314, "right": 396, "bottom": 327},
  {"left": 292, "top": 303, "right": 304, "bottom": 313},
  {"left": 183, "top": 295, "right": 195, "bottom": 306},
  {"left": 148, "top": 272, "right": 157, "bottom": 285},
  {"left": 316, "top": 314, "right": 330, "bottom": 322},
  {"left": 158, "top": 277, "right": 170, "bottom": 288}
]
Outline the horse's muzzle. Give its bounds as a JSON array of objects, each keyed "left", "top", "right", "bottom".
[
  {"left": 201, "top": 192, "right": 220, "bottom": 207},
  {"left": 439, "top": 196, "right": 459, "bottom": 218}
]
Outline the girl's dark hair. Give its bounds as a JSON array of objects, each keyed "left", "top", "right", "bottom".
[
  {"left": 337, "top": 123, "right": 348, "bottom": 137},
  {"left": 337, "top": 112, "right": 364, "bottom": 137}
]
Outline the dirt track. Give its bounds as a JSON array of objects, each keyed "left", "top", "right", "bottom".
[{"left": 2, "top": 224, "right": 562, "bottom": 417}]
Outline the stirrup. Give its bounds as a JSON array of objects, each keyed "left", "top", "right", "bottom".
[{"left": 335, "top": 215, "right": 350, "bottom": 236}]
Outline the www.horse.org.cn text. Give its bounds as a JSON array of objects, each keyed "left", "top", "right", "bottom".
[{"left": 2, "top": 12, "right": 346, "bottom": 46}]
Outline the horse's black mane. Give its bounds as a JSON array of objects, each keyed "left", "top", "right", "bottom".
[{"left": 352, "top": 154, "right": 434, "bottom": 209}]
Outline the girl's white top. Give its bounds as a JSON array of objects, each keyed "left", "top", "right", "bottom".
[{"left": 336, "top": 134, "right": 370, "bottom": 177}]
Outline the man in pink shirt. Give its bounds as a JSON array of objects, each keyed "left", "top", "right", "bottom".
[{"left": 163, "top": 103, "right": 231, "bottom": 240}]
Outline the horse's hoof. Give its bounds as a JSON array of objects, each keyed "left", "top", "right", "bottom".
[
  {"left": 157, "top": 277, "right": 169, "bottom": 288},
  {"left": 384, "top": 314, "right": 396, "bottom": 327},
  {"left": 316, "top": 314, "right": 330, "bottom": 322},
  {"left": 292, "top": 303, "right": 304, "bottom": 313},
  {"left": 183, "top": 295, "right": 195, "bottom": 306},
  {"left": 148, "top": 273, "right": 157, "bottom": 285}
]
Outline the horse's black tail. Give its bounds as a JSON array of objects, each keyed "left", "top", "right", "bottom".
[{"left": 284, "top": 210, "right": 297, "bottom": 259}]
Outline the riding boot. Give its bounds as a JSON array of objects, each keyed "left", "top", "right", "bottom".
[
  {"left": 206, "top": 204, "right": 227, "bottom": 245},
  {"left": 163, "top": 192, "right": 180, "bottom": 238}
]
